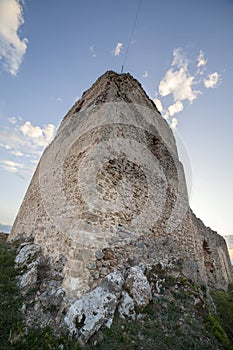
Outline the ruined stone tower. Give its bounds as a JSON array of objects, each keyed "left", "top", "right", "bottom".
[{"left": 9, "top": 71, "right": 232, "bottom": 301}]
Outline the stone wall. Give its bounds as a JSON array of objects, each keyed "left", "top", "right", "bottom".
[
  {"left": 9, "top": 71, "right": 232, "bottom": 299},
  {"left": 191, "top": 212, "right": 232, "bottom": 290}
]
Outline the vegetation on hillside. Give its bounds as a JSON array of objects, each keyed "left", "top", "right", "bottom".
[{"left": 0, "top": 239, "right": 232, "bottom": 350}]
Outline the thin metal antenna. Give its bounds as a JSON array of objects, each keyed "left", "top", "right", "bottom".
[{"left": 121, "top": 0, "right": 142, "bottom": 74}]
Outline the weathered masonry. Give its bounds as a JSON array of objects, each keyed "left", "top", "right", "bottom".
[{"left": 9, "top": 71, "right": 232, "bottom": 299}]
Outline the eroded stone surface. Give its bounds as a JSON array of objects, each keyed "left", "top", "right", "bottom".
[
  {"left": 15, "top": 243, "right": 41, "bottom": 266},
  {"left": 64, "top": 271, "right": 124, "bottom": 341},
  {"left": 118, "top": 291, "right": 136, "bottom": 320},
  {"left": 125, "top": 266, "right": 152, "bottom": 308},
  {"left": 19, "top": 261, "right": 38, "bottom": 291}
]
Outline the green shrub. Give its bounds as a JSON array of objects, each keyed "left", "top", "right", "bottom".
[
  {"left": 0, "top": 241, "right": 82, "bottom": 350},
  {"left": 206, "top": 314, "right": 230, "bottom": 349},
  {"left": 210, "top": 287, "right": 233, "bottom": 349}
]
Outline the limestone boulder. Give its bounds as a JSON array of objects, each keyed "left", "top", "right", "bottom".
[
  {"left": 125, "top": 266, "right": 152, "bottom": 308},
  {"left": 64, "top": 287, "right": 117, "bottom": 340},
  {"left": 64, "top": 271, "right": 124, "bottom": 341},
  {"left": 118, "top": 291, "right": 136, "bottom": 320},
  {"left": 15, "top": 243, "right": 41, "bottom": 266},
  {"left": 19, "top": 261, "right": 38, "bottom": 291},
  {"left": 38, "top": 287, "right": 65, "bottom": 308},
  {"left": 101, "top": 270, "right": 124, "bottom": 295}
]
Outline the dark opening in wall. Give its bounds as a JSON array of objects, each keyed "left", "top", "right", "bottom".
[
  {"left": 203, "top": 239, "right": 211, "bottom": 255},
  {"left": 202, "top": 239, "right": 216, "bottom": 282}
]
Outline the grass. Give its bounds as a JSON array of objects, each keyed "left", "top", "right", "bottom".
[
  {"left": 0, "top": 240, "right": 24, "bottom": 349},
  {"left": 0, "top": 240, "right": 82, "bottom": 350},
  {"left": 210, "top": 285, "right": 233, "bottom": 349}
]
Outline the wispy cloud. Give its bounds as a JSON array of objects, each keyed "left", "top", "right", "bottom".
[
  {"left": 8, "top": 116, "right": 22, "bottom": 124},
  {"left": 142, "top": 71, "right": 149, "bottom": 78},
  {"left": 89, "top": 45, "right": 96, "bottom": 58},
  {"left": 204, "top": 72, "right": 220, "bottom": 88},
  {"left": 171, "top": 117, "right": 178, "bottom": 129},
  {"left": 154, "top": 48, "right": 221, "bottom": 128},
  {"left": 113, "top": 42, "right": 123, "bottom": 56},
  {"left": 0, "top": 159, "right": 24, "bottom": 173},
  {"left": 153, "top": 98, "right": 163, "bottom": 113},
  {"left": 0, "top": 159, "right": 34, "bottom": 179},
  {"left": 11, "top": 150, "right": 24, "bottom": 156},
  {"left": 0, "top": 0, "right": 28, "bottom": 75},
  {"left": 197, "top": 50, "right": 207, "bottom": 75},
  {"left": 0, "top": 119, "right": 55, "bottom": 176},
  {"left": 8, "top": 117, "right": 17, "bottom": 124},
  {"left": 0, "top": 143, "right": 12, "bottom": 150}
]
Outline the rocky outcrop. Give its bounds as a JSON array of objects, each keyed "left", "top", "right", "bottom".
[
  {"left": 15, "top": 242, "right": 152, "bottom": 342},
  {"left": 64, "top": 272, "right": 125, "bottom": 340},
  {"left": 15, "top": 242, "right": 41, "bottom": 266}
]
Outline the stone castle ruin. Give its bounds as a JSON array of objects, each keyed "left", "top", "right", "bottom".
[{"left": 8, "top": 71, "right": 232, "bottom": 339}]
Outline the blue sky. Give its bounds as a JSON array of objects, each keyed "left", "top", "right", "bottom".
[{"left": 0, "top": 0, "right": 232, "bottom": 236}]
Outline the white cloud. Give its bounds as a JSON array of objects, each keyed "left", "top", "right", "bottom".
[
  {"left": 20, "top": 121, "right": 43, "bottom": 138},
  {"left": 142, "top": 71, "right": 149, "bottom": 78},
  {"left": 0, "top": 159, "right": 23, "bottom": 173},
  {"left": 42, "top": 123, "right": 55, "bottom": 145},
  {"left": 153, "top": 98, "right": 163, "bottom": 113},
  {"left": 0, "top": 142, "right": 12, "bottom": 150},
  {"left": 0, "top": 159, "right": 34, "bottom": 177},
  {"left": 171, "top": 117, "right": 178, "bottom": 129},
  {"left": 159, "top": 49, "right": 200, "bottom": 102},
  {"left": 172, "top": 48, "right": 189, "bottom": 69},
  {"left": 19, "top": 121, "right": 55, "bottom": 147},
  {"left": 197, "top": 50, "right": 207, "bottom": 67},
  {"left": 197, "top": 50, "right": 207, "bottom": 68},
  {"left": 113, "top": 42, "right": 123, "bottom": 56},
  {"left": 0, "top": 120, "right": 56, "bottom": 176},
  {"left": 204, "top": 72, "right": 220, "bottom": 88},
  {"left": 167, "top": 100, "right": 184, "bottom": 117},
  {"left": 197, "top": 50, "right": 207, "bottom": 76},
  {"left": 0, "top": 0, "right": 28, "bottom": 75},
  {"left": 11, "top": 150, "right": 23, "bottom": 156},
  {"left": 155, "top": 47, "right": 220, "bottom": 129}
]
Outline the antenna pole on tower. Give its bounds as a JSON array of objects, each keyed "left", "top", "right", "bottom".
[{"left": 121, "top": 0, "right": 142, "bottom": 73}]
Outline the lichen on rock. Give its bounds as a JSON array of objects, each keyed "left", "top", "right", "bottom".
[
  {"left": 125, "top": 266, "right": 152, "bottom": 308},
  {"left": 64, "top": 271, "right": 124, "bottom": 341},
  {"left": 15, "top": 243, "right": 41, "bottom": 266}
]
